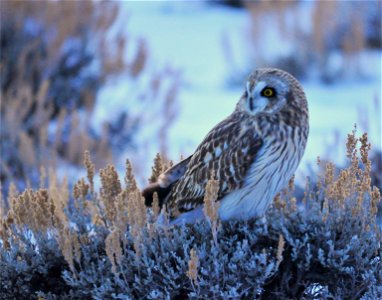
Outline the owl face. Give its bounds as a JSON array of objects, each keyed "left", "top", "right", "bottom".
[{"left": 238, "top": 69, "right": 298, "bottom": 116}]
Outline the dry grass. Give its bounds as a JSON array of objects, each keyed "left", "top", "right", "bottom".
[
  {"left": 149, "top": 153, "right": 166, "bottom": 184},
  {"left": 0, "top": 129, "right": 380, "bottom": 298},
  {"left": 1, "top": 1, "right": 121, "bottom": 173},
  {"left": 203, "top": 173, "right": 221, "bottom": 247},
  {"left": 223, "top": 1, "right": 379, "bottom": 82},
  {"left": 105, "top": 228, "right": 123, "bottom": 275},
  {"left": 186, "top": 248, "right": 199, "bottom": 287},
  {"left": 1, "top": 129, "right": 380, "bottom": 254},
  {"left": 276, "top": 234, "right": 285, "bottom": 269},
  {"left": 1, "top": 1, "right": 181, "bottom": 198}
]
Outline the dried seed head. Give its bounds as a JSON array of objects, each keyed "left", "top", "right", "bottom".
[
  {"left": 152, "top": 192, "right": 160, "bottom": 221},
  {"left": 7, "top": 182, "right": 18, "bottom": 205},
  {"left": 324, "top": 162, "right": 335, "bottom": 186},
  {"left": 84, "top": 151, "right": 95, "bottom": 194},
  {"left": 276, "top": 234, "right": 285, "bottom": 268},
  {"left": 346, "top": 128, "right": 358, "bottom": 160},
  {"left": 57, "top": 227, "right": 81, "bottom": 274},
  {"left": 289, "top": 197, "right": 297, "bottom": 212},
  {"left": 370, "top": 186, "right": 381, "bottom": 217},
  {"left": 48, "top": 170, "right": 69, "bottom": 229},
  {"left": 114, "top": 190, "right": 129, "bottom": 230},
  {"left": 100, "top": 164, "right": 122, "bottom": 223},
  {"left": 127, "top": 189, "right": 147, "bottom": 229},
  {"left": 203, "top": 178, "right": 220, "bottom": 225},
  {"left": 105, "top": 228, "right": 123, "bottom": 275},
  {"left": 273, "top": 193, "right": 286, "bottom": 211},
  {"left": 73, "top": 178, "right": 89, "bottom": 201},
  {"left": 186, "top": 248, "right": 199, "bottom": 285},
  {"left": 11, "top": 189, "right": 54, "bottom": 233},
  {"left": 203, "top": 176, "right": 220, "bottom": 247},
  {"left": 149, "top": 153, "right": 165, "bottom": 184},
  {"left": 360, "top": 133, "right": 371, "bottom": 166},
  {"left": 39, "top": 165, "right": 47, "bottom": 189},
  {"left": 125, "top": 159, "right": 137, "bottom": 191}
]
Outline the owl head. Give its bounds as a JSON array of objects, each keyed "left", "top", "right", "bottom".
[{"left": 237, "top": 68, "right": 307, "bottom": 117}]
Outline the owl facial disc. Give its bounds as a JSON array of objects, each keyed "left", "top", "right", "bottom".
[{"left": 245, "top": 78, "right": 288, "bottom": 116}]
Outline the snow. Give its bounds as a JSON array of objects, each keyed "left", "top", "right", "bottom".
[{"left": 94, "top": 1, "right": 381, "bottom": 185}]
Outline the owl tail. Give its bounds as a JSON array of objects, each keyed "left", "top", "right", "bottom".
[
  {"left": 142, "top": 155, "right": 193, "bottom": 208},
  {"left": 142, "top": 183, "right": 173, "bottom": 208}
]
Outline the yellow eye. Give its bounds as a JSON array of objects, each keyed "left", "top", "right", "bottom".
[{"left": 261, "top": 87, "right": 275, "bottom": 97}]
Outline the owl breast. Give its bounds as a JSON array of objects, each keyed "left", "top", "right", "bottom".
[{"left": 218, "top": 125, "right": 306, "bottom": 221}]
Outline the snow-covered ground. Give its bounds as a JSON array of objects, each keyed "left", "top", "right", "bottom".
[{"left": 95, "top": 2, "right": 381, "bottom": 185}]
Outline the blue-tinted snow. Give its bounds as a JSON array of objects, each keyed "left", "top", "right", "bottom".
[{"left": 94, "top": 2, "right": 381, "bottom": 185}]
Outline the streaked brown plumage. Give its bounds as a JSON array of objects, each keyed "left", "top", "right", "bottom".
[{"left": 143, "top": 68, "right": 309, "bottom": 224}]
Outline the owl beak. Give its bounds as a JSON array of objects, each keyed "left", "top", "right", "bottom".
[
  {"left": 250, "top": 97, "right": 269, "bottom": 114},
  {"left": 246, "top": 82, "right": 254, "bottom": 110}
]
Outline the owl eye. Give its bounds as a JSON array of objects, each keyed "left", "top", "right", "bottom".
[{"left": 261, "top": 87, "right": 276, "bottom": 98}]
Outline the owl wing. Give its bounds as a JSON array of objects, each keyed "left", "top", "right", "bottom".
[{"left": 167, "top": 113, "right": 263, "bottom": 216}]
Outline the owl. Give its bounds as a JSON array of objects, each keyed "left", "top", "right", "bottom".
[{"left": 143, "top": 68, "right": 309, "bottom": 224}]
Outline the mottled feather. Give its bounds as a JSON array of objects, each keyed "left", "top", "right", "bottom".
[
  {"left": 167, "top": 111, "right": 263, "bottom": 216},
  {"left": 143, "top": 155, "right": 192, "bottom": 207}
]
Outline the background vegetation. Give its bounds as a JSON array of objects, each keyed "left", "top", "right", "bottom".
[
  {"left": 222, "top": 0, "right": 381, "bottom": 84},
  {"left": 1, "top": 1, "right": 180, "bottom": 196}
]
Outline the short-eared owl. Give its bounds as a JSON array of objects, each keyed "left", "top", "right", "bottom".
[{"left": 143, "top": 68, "right": 309, "bottom": 224}]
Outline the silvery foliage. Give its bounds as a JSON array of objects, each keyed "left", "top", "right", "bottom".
[{"left": 1, "top": 196, "right": 381, "bottom": 300}]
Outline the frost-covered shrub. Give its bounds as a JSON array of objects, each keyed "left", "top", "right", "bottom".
[{"left": 0, "top": 131, "right": 381, "bottom": 299}]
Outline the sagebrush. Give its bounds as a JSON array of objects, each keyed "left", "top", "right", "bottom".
[{"left": 0, "top": 130, "right": 381, "bottom": 299}]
